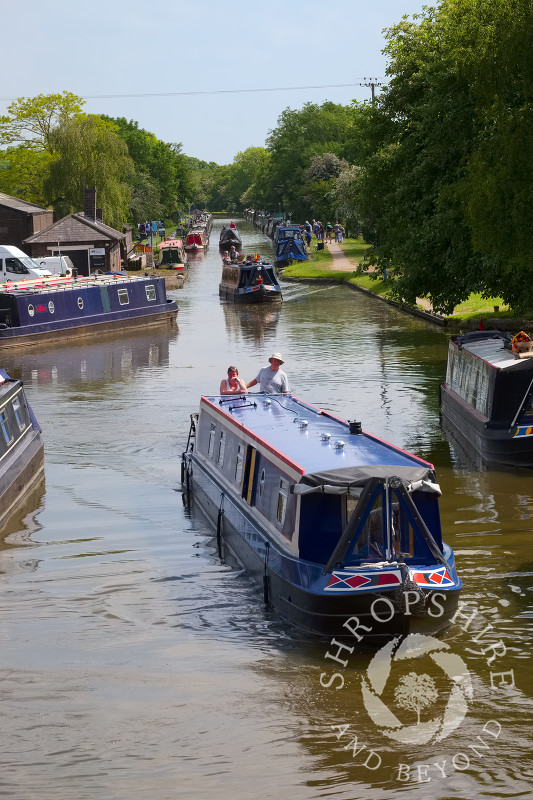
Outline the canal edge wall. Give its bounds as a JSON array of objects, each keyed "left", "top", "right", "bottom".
[{"left": 282, "top": 275, "right": 531, "bottom": 332}]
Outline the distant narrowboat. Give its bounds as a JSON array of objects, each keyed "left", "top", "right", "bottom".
[
  {"left": 182, "top": 394, "right": 461, "bottom": 640},
  {"left": 0, "top": 274, "right": 178, "bottom": 349},
  {"left": 185, "top": 227, "right": 208, "bottom": 252},
  {"left": 0, "top": 370, "right": 44, "bottom": 526},
  {"left": 274, "top": 225, "right": 307, "bottom": 267},
  {"left": 219, "top": 258, "right": 282, "bottom": 303},
  {"left": 219, "top": 226, "right": 242, "bottom": 252},
  {"left": 158, "top": 239, "right": 188, "bottom": 273},
  {"left": 441, "top": 329, "right": 533, "bottom": 467}
]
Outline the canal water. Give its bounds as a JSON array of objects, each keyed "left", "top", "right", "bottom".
[{"left": 1, "top": 218, "right": 532, "bottom": 800}]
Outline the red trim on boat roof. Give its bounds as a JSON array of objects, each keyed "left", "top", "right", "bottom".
[{"left": 201, "top": 396, "right": 306, "bottom": 476}]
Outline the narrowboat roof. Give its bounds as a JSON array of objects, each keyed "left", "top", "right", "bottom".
[
  {"left": 0, "top": 274, "right": 161, "bottom": 297},
  {"left": 160, "top": 238, "right": 184, "bottom": 248},
  {"left": 202, "top": 393, "right": 434, "bottom": 485},
  {"left": 452, "top": 330, "right": 531, "bottom": 371}
]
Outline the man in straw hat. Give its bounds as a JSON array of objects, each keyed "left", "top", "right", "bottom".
[{"left": 246, "top": 353, "right": 289, "bottom": 394}]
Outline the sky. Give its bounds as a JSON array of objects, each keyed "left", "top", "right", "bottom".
[{"left": 1, "top": 0, "right": 426, "bottom": 165}]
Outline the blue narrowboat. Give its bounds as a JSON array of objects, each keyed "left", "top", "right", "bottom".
[
  {"left": 219, "top": 259, "right": 282, "bottom": 304},
  {"left": 441, "top": 329, "right": 533, "bottom": 467},
  {"left": 274, "top": 225, "right": 307, "bottom": 268},
  {"left": 0, "top": 370, "right": 44, "bottom": 526},
  {"left": 182, "top": 394, "right": 461, "bottom": 640},
  {"left": 0, "top": 274, "right": 178, "bottom": 349}
]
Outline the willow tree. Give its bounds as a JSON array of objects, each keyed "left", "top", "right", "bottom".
[
  {"left": 0, "top": 91, "right": 84, "bottom": 205},
  {"left": 45, "top": 115, "right": 133, "bottom": 229}
]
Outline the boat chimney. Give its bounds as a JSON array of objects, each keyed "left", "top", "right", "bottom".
[{"left": 349, "top": 420, "right": 362, "bottom": 435}]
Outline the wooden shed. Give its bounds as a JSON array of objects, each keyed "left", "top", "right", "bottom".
[
  {"left": 0, "top": 192, "right": 53, "bottom": 249},
  {"left": 24, "top": 213, "right": 127, "bottom": 276}
]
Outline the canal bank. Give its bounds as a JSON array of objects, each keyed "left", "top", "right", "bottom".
[{"left": 284, "top": 238, "right": 532, "bottom": 333}]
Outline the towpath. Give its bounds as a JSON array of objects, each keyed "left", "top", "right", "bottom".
[{"left": 320, "top": 238, "right": 434, "bottom": 312}]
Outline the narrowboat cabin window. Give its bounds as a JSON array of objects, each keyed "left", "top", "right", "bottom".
[
  {"left": 145, "top": 285, "right": 156, "bottom": 302},
  {"left": 259, "top": 469, "right": 266, "bottom": 499},
  {"left": 208, "top": 423, "right": 216, "bottom": 456},
  {"left": 48, "top": 301, "right": 55, "bottom": 314},
  {"left": 235, "top": 444, "right": 244, "bottom": 485},
  {"left": 77, "top": 297, "right": 84, "bottom": 309},
  {"left": 447, "top": 347, "right": 491, "bottom": 417},
  {"left": 118, "top": 289, "right": 129, "bottom": 306},
  {"left": 276, "top": 478, "right": 289, "bottom": 526},
  {"left": 217, "top": 431, "right": 226, "bottom": 467},
  {"left": 12, "top": 396, "right": 27, "bottom": 432},
  {"left": 0, "top": 411, "right": 13, "bottom": 445}
]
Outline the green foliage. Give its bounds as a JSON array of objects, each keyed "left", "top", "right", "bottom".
[
  {"left": 102, "top": 117, "right": 194, "bottom": 221},
  {"left": 351, "top": 0, "right": 533, "bottom": 314},
  {"left": 0, "top": 146, "right": 53, "bottom": 205},
  {"left": 0, "top": 91, "right": 84, "bottom": 152},
  {"left": 265, "top": 101, "right": 355, "bottom": 219},
  {"left": 45, "top": 115, "right": 133, "bottom": 229}
]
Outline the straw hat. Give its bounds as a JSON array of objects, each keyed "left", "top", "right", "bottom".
[{"left": 269, "top": 353, "right": 284, "bottom": 364}]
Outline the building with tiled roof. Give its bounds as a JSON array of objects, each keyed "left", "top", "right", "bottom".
[{"left": 0, "top": 192, "right": 53, "bottom": 249}]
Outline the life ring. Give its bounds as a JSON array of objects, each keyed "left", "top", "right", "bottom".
[{"left": 511, "top": 331, "right": 531, "bottom": 353}]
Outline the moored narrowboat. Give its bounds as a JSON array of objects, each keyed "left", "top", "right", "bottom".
[
  {"left": 440, "top": 329, "right": 533, "bottom": 467},
  {"left": 158, "top": 239, "right": 188, "bottom": 273},
  {"left": 182, "top": 394, "right": 461, "bottom": 640},
  {"left": 274, "top": 225, "right": 307, "bottom": 267},
  {"left": 0, "top": 370, "right": 44, "bottom": 526},
  {"left": 0, "top": 274, "right": 178, "bottom": 349},
  {"left": 184, "top": 227, "right": 207, "bottom": 252},
  {"left": 219, "top": 258, "right": 282, "bottom": 303}
]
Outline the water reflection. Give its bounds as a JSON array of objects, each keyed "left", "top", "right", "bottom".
[
  {"left": 2, "top": 328, "right": 176, "bottom": 387},
  {"left": 222, "top": 303, "right": 281, "bottom": 346}
]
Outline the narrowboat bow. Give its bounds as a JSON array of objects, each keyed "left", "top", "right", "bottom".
[
  {"left": 0, "top": 370, "right": 44, "bottom": 526},
  {"left": 219, "top": 258, "right": 282, "bottom": 303},
  {"left": 274, "top": 225, "right": 307, "bottom": 267},
  {"left": 182, "top": 394, "right": 461, "bottom": 640}
]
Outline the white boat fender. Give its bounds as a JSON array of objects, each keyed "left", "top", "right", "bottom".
[{"left": 408, "top": 479, "right": 441, "bottom": 496}]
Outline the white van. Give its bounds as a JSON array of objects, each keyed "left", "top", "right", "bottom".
[
  {"left": 33, "top": 255, "right": 74, "bottom": 276},
  {"left": 0, "top": 245, "right": 52, "bottom": 282}
]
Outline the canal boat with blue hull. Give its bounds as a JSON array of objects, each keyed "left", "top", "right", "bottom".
[
  {"left": 182, "top": 394, "right": 461, "bottom": 640},
  {"left": 274, "top": 225, "right": 307, "bottom": 267},
  {"left": 441, "top": 329, "right": 533, "bottom": 467},
  {"left": 219, "top": 259, "right": 282, "bottom": 304},
  {"left": 0, "top": 370, "right": 44, "bottom": 527},
  {"left": 0, "top": 274, "right": 178, "bottom": 349}
]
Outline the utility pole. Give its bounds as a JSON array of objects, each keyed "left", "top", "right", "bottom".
[{"left": 360, "top": 78, "right": 383, "bottom": 105}]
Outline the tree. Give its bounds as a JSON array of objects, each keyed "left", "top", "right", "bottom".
[
  {"left": 0, "top": 146, "right": 53, "bottom": 205},
  {"left": 265, "top": 101, "right": 355, "bottom": 219},
  {"left": 394, "top": 672, "right": 438, "bottom": 724},
  {"left": 45, "top": 115, "right": 133, "bottom": 229},
  {"left": 0, "top": 91, "right": 84, "bottom": 153},
  {"left": 103, "top": 117, "right": 195, "bottom": 220}
]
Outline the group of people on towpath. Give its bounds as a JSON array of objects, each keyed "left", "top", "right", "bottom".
[
  {"left": 220, "top": 353, "right": 289, "bottom": 396},
  {"left": 303, "top": 220, "right": 345, "bottom": 247}
]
